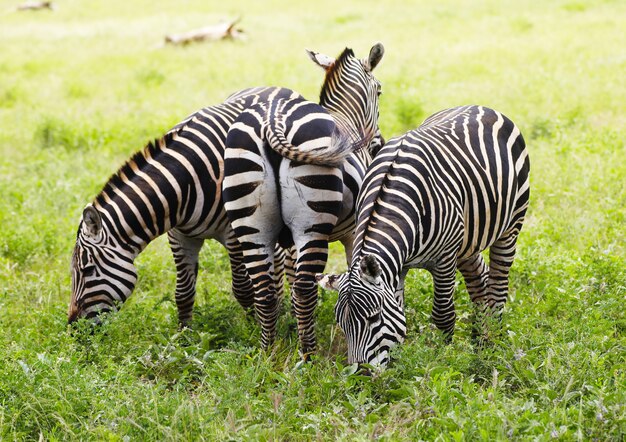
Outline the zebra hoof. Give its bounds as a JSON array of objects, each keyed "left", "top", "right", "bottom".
[{"left": 297, "top": 351, "right": 315, "bottom": 366}]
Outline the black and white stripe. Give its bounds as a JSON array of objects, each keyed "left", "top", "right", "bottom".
[
  {"left": 221, "top": 44, "right": 385, "bottom": 357},
  {"left": 318, "top": 105, "right": 530, "bottom": 367}
]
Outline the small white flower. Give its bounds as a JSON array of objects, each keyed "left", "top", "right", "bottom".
[{"left": 514, "top": 348, "right": 526, "bottom": 360}]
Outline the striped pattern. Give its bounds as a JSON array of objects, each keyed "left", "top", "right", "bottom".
[
  {"left": 68, "top": 86, "right": 309, "bottom": 325},
  {"left": 221, "top": 44, "right": 385, "bottom": 357},
  {"left": 317, "top": 105, "right": 530, "bottom": 367}
]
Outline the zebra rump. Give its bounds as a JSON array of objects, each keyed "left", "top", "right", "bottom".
[{"left": 261, "top": 98, "right": 355, "bottom": 167}]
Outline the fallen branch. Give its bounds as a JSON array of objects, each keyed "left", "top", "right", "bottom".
[
  {"left": 164, "top": 17, "right": 244, "bottom": 46},
  {"left": 17, "top": 1, "right": 54, "bottom": 11}
]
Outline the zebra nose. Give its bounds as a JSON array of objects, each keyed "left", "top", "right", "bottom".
[{"left": 68, "top": 304, "right": 79, "bottom": 324}]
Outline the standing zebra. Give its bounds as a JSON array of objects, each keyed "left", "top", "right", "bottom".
[
  {"left": 317, "top": 105, "right": 530, "bottom": 367},
  {"left": 222, "top": 44, "right": 385, "bottom": 357}
]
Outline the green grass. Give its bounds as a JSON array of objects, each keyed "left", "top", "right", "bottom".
[{"left": 1, "top": 0, "right": 625, "bottom": 439}]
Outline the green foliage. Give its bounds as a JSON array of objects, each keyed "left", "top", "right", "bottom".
[{"left": 1, "top": 0, "right": 625, "bottom": 439}]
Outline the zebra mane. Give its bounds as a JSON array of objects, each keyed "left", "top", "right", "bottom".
[
  {"left": 318, "top": 47, "right": 355, "bottom": 105},
  {"left": 94, "top": 131, "right": 176, "bottom": 207}
]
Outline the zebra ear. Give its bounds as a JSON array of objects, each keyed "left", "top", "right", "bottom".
[
  {"left": 360, "top": 255, "right": 382, "bottom": 285},
  {"left": 306, "top": 49, "right": 335, "bottom": 71},
  {"left": 366, "top": 42, "right": 384, "bottom": 72},
  {"left": 315, "top": 273, "right": 342, "bottom": 291},
  {"left": 82, "top": 205, "right": 102, "bottom": 238}
]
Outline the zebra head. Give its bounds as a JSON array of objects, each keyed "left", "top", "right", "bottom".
[
  {"left": 306, "top": 43, "right": 384, "bottom": 151},
  {"left": 68, "top": 205, "right": 138, "bottom": 324},
  {"left": 367, "top": 128, "right": 386, "bottom": 157},
  {"left": 317, "top": 255, "right": 406, "bottom": 368}
]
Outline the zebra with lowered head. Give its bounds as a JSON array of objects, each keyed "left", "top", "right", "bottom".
[
  {"left": 68, "top": 86, "right": 294, "bottom": 326},
  {"left": 223, "top": 43, "right": 385, "bottom": 358},
  {"left": 317, "top": 105, "right": 530, "bottom": 368}
]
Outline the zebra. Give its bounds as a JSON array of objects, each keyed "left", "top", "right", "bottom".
[
  {"left": 68, "top": 86, "right": 297, "bottom": 326},
  {"left": 317, "top": 105, "right": 530, "bottom": 368},
  {"left": 222, "top": 43, "right": 385, "bottom": 357}
]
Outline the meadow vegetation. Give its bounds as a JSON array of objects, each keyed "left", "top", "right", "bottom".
[{"left": 0, "top": 0, "right": 625, "bottom": 439}]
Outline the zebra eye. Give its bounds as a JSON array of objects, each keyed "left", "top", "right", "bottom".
[{"left": 83, "top": 265, "right": 96, "bottom": 277}]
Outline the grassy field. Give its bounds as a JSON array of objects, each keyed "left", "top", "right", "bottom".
[{"left": 1, "top": 0, "right": 625, "bottom": 439}]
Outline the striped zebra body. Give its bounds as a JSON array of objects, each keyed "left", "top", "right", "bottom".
[
  {"left": 69, "top": 86, "right": 316, "bottom": 325},
  {"left": 318, "top": 105, "right": 530, "bottom": 367},
  {"left": 222, "top": 44, "right": 385, "bottom": 357}
]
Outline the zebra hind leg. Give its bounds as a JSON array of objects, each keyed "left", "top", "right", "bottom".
[
  {"left": 485, "top": 228, "right": 522, "bottom": 324},
  {"left": 249, "top": 248, "right": 281, "bottom": 350},
  {"left": 291, "top": 237, "right": 331, "bottom": 360},
  {"left": 225, "top": 235, "right": 255, "bottom": 311},
  {"left": 457, "top": 254, "right": 490, "bottom": 344},
  {"left": 168, "top": 231, "right": 204, "bottom": 328}
]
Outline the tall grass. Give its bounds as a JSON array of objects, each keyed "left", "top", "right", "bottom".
[{"left": 1, "top": 0, "right": 625, "bottom": 439}]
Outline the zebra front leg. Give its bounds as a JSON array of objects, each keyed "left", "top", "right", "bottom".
[
  {"left": 168, "top": 230, "right": 204, "bottom": 327},
  {"left": 340, "top": 237, "right": 355, "bottom": 266},
  {"left": 457, "top": 254, "right": 490, "bottom": 343},
  {"left": 430, "top": 256, "right": 459, "bottom": 342},
  {"left": 394, "top": 268, "right": 409, "bottom": 311}
]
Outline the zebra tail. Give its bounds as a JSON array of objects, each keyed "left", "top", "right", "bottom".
[{"left": 264, "top": 113, "right": 354, "bottom": 167}]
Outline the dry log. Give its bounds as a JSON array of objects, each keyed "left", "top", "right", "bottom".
[
  {"left": 165, "top": 17, "right": 244, "bottom": 46},
  {"left": 17, "top": 1, "right": 53, "bottom": 10}
]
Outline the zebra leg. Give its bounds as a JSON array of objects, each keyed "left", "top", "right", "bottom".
[
  {"left": 291, "top": 236, "right": 331, "bottom": 359},
  {"left": 457, "top": 254, "right": 490, "bottom": 342},
  {"left": 228, "top": 234, "right": 281, "bottom": 351},
  {"left": 228, "top": 218, "right": 281, "bottom": 349},
  {"left": 167, "top": 230, "right": 204, "bottom": 327},
  {"left": 485, "top": 228, "right": 522, "bottom": 319},
  {"left": 340, "top": 237, "right": 354, "bottom": 266},
  {"left": 394, "top": 268, "right": 409, "bottom": 311},
  {"left": 430, "top": 256, "right": 458, "bottom": 342},
  {"left": 282, "top": 245, "right": 297, "bottom": 318},
  {"left": 274, "top": 245, "right": 286, "bottom": 307},
  {"left": 284, "top": 245, "right": 296, "bottom": 288},
  {"left": 224, "top": 234, "right": 255, "bottom": 310}
]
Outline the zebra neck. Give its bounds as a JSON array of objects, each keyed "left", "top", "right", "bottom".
[
  {"left": 94, "top": 176, "right": 185, "bottom": 255},
  {"left": 326, "top": 109, "right": 371, "bottom": 148},
  {"left": 93, "top": 201, "right": 151, "bottom": 257},
  {"left": 93, "top": 135, "right": 195, "bottom": 254}
]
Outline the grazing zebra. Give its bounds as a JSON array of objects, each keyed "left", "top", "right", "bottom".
[
  {"left": 317, "top": 105, "right": 530, "bottom": 367},
  {"left": 222, "top": 43, "right": 385, "bottom": 357},
  {"left": 68, "top": 86, "right": 300, "bottom": 326}
]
